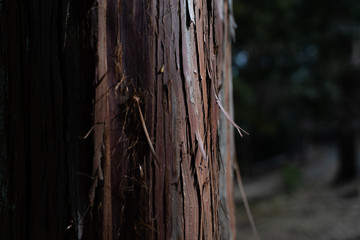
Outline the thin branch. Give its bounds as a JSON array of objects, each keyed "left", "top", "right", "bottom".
[
  {"left": 212, "top": 81, "right": 249, "bottom": 137},
  {"left": 134, "top": 96, "right": 160, "bottom": 167},
  {"left": 235, "top": 160, "right": 260, "bottom": 240},
  {"left": 76, "top": 172, "right": 95, "bottom": 179},
  {"left": 211, "top": 79, "right": 257, "bottom": 238},
  {"left": 80, "top": 125, "right": 94, "bottom": 139}
]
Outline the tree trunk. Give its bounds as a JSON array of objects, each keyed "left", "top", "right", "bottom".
[
  {"left": 1, "top": 0, "right": 95, "bottom": 239},
  {"left": 334, "top": 66, "right": 360, "bottom": 184},
  {"left": 0, "top": 0, "right": 236, "bottom": 239}
]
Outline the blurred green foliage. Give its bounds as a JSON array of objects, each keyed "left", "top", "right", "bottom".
[
  {"left": 281, "top": 163, "right": 303, "bottom": 194},
  {"left": 232, "top": 0, "right": 360, "bottom": 174}
]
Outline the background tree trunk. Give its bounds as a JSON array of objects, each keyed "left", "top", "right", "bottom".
[
  {"left": 1, "top": 0, "right": 95, "bottom": 239},
  {"left": 0, "top": 0, "right": 236, "bottom": 239},
  {"left": 334, "top": 66, "right": 360, "bottom": 184}
]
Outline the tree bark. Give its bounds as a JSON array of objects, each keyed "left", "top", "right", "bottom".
[{"left": 0, "top": 0, "right": 236, "bottom": 239}]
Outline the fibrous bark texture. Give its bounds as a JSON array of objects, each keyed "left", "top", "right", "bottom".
[{"left": 88, "top": 0, "right": 236, "bottom": 239}]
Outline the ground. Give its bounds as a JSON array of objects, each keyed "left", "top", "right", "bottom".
[{"left": 235, "top": 143, "right": 360, "bottom": 240}]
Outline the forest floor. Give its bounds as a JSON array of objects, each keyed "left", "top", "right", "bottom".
[{"left": 235, "top": 143, "right": 360, "bottom": 240}]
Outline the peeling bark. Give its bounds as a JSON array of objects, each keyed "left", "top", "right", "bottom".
[{"left": 89, "top": 0, "right": 236, "bottom": 239}]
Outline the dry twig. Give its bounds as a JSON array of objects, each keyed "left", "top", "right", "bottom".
[
  {"left": 211, "top": 79, "right": 258, "bottom": 239},
  {"left": 134, "top": 96, "right": 160, "bottom": 167}
]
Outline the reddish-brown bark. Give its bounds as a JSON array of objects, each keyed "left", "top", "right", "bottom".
[{"left": 89, "top": 0, "right": 236, "bottom": 239}]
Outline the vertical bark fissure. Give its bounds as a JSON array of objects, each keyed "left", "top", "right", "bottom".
[
  {"left": 192, "top": 2, "right": 205, "bottom": 125},
  {"left": 152, "top": 1, "right": 159, "bottom": 237},
  {"left": 155, "top": 0, "right": 164, "bottom": 237},
  {"left": 179, "top": 150, "right": 186, "bottom": 240},
  {"left": 194, "top": 156, "right": 204, "bottom": 240},
  {"left": 193, "top": 3, "right": 213, "bottom": 236},
  {"left": 104, "top": 101, "right": 112, "bottom": 240},
  {"left": 178, "top": 3, "right": 200, "bottom": 234},
  {"left": 94, "top": 0, "right": 113, "bottom": 239}
]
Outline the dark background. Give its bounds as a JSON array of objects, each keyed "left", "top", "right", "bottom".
[{"left": 232, "top": 0, "right": 360, "bottom": 180}]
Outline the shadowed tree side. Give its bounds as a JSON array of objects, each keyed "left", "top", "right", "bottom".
[
  {"left": 1, "top": 0, "right": 96, "bottom": 239},
  {"left": 218, "top": 2, "right": 237, "bottom": 238}
]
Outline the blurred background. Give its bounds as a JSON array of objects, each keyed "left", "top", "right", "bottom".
[{"left": 232, "top": 0, "right": 360, "bottom": 239}]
